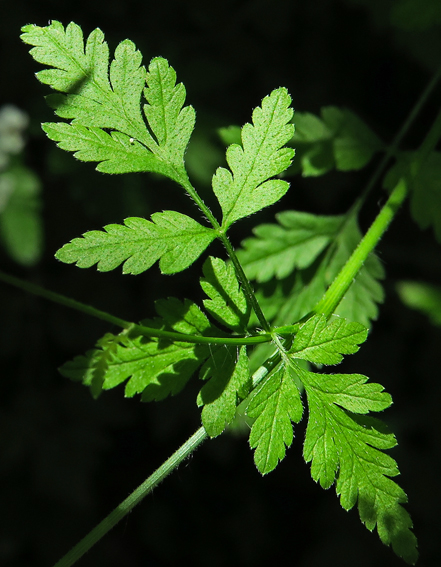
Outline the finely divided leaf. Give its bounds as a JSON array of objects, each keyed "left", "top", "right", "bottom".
[
  {"left": 212, "top": 88, "right": 294, "bottom": 228},
  {"left": 102, "top": 334, "right": 208, "bottom": 401},
  {"left": 239, "top": 211, "right": 384, "bottom": 328},
  {"left": 41, "top": 123, "right": 170, "bottom": 175},
  {"left": 143, "top": 57, "right": 196, "bottom": 170},
  {"left": 247, "top": 364, "right": 303, "bottom": 474},
  {"left": 200, "top": 256, "right": 250, "bottom": 332},
  {"left": 109, "top": 298, "right": 215, "bottom": 401},
  {"left": 238, "top": 210, "right": 344, "bottom": 282},
  {"left": 21, "top": 22, "right": 195, "bottom": 183},
  {"left": 197, "top": 345, "right": 251, "bottom": 437},
  {"left": 247, "top": 252, "right": 328, "bottom": 331},
  {"left": 55, "top": 211, "right": 215, "bottom": 275},
  {"left": 60, "top": 298, "right": 218, "bottom": 401},
  {"left": 154, "top": 296, "right": 219, "bottom": 336},
  {"left": 290, "top": 314, "right": 368, "bottom": 365},
  {"left": 299, "top": 367, "right": 418, "bottom": 565}
]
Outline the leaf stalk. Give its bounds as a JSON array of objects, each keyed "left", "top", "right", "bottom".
[
  {"left": 53, "top": 426, "right": 208, "bottom": 567},
  {"left": 0, "top": 270, "right": 272, "bottom": 345}
]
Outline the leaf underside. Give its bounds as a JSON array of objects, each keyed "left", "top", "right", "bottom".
[
  {"left": 55, "top": 211, "right": 216, "bottom": 275},
  {"left": 212, "top": 87, "right": 295, "bottom": 229},
  {"left": 200, "top": 256, "right": 251, "bottom": 332},
  {"left": 25, "top": 21, "right": 417, "bottom": 565},
  {"left": 241, "top": 211, "right": 384, "bottom": 329},
  {"left": 198, "top": 345, "right": 251, "bottom": 437},
  {"left": 20, "top": 21, "right": 195, "bottom": 183},
  {"left": 299, "top": 367, "right": 418, "bottom": 565},
  {"left": 245, "top": 313, "right": 417, "bottom": 564}
]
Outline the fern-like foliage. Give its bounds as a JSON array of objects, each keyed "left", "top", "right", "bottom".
[
  {"left": 290, "top": 106, "right": 384, "bottom": 176},
  {"left": 237, "top": 210, "right": 345, "bottom": 282},
  {"left": 240, "top": 211, "right": 384, "bottom": 329},
  {"left": 21, "top": 22, "right": 194, "bottom": 181},
  {"left": 55, "top": 212, "right": 216, "bottom": 275},
  {"left": 60, "top": 297, "right": 217, "bottom": 401},
  {"left": 21, "top": 21, "right": 418, "bottom": 565},
  {"left": 246, "top": 314, "right": 417, "bottom": 564},
  {"left": 212, "top": 88, "right": 295, "bottom": 229},
  {"left": 218, "top": 106, "right": 384, "bottom": 177},
  {"left": 200, "top": 256, "right": 251, "bottom": 332}
]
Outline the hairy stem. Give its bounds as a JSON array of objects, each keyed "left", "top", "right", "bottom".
[
  {"left": 219, "top": 233, "right": 272, "bottom": 332},
  {"left": 0, "top": 270, "right": 271, "bottom": 346},
  {"left": 53, "top": 426, "right": 208, "bottom": 567},
  {"left": 179, "top": 177, "right": 271, "bottom": 332},
  {"left": 180, "top": 175, "right": 222, "bottom": 231}
]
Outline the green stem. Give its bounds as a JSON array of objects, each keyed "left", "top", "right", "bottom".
[
  {"left": 51, "top": 342, "right": 283, "bottom": 566},
  {"left": 313, "top": 177, "right": 408, "bottom": 318},
  {"left": 219, "top": 233, "right": 271, "bottom": 332},
  {"left": 314, "top": 105, "right": 441, "bottom": 319},
  {"left": 53, "top": 426, "right": 208, "bottom": 567},
  {"left": 0, "top": 270, "right": 271, "bottom": 346},
  {"left": 180, "top": 175, "right": 222, "bottom": 232},
  {"left": 179, "top": 177, "right": 271, "bottom": 333}
]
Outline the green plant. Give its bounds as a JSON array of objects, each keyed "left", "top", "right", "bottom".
[{"left": 2, "top": 19, "right": 441, "bottom": 566}]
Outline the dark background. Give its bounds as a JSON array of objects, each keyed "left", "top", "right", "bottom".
[{"left": 1, "top": 1, "right": 441, "bottom": 566}]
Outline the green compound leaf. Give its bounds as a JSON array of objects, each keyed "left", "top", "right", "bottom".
[
  {"left": 197, "top": 345, "right": 251, "bottom": 437},
  {"left": 200, "top": 256, "right": 251, "bottom": 332},
  {"left": 289, "top": 314, "right": 368, "bottom": 365},
  {"left": 41, "top": 123, "right": 168, "bottom": 175},
  {"left": 242, "top": 212, "right": 384, "bottom": 329},
  {"left": 61, "top": 298, "right": 218, "bottom": 401},
  {"left": 212, "top": 88, "right": 294, "bottom": 229},
  {"left": 247, "top": 363, "right": 303, "bottom": 474},
  {"left": 102, "top": 333, "right": 208, "bottom": 401},
  {"left": 291, "top": 107, "right": 383, "bottom": 176},
  {"left": 299, "top": 367, "right": 418, "bottom": 565},
  {"left": 237, "top": 210, "right": 344, "bottom": 283},
  {"left": 55, "top": 211, "right": 215, "bottom": 275},
  {"left": 143, "top": 56, "right": 196, "bottom": 171},
  {"left": 20, "top": 22, "right": 195, "bottom": 183}
]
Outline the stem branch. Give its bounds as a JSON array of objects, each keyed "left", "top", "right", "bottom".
[
  {"left": 0, "top": 270, "right": 271, "bottom": 346},
  {"left": 179, "top": 177, "right": 271, "bottom": 332},
  {"left": 53, "top": 426, "right": 208, "bottom": 567},
  {"left": 219, "top": 233, "right": 271, "bottom": 332}
]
